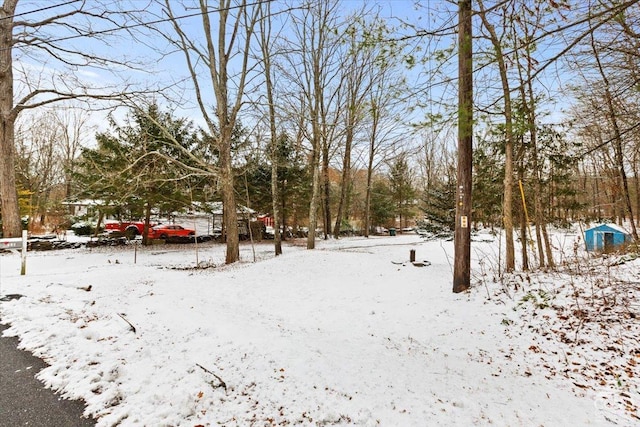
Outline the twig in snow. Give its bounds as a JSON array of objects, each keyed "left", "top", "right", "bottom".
[
  {"left": 45, "top": 283, "right": 92, "bottom": 292},
  {"left": 197, "top": 363, "right": 227, "bottom": 391},
  {"left": 117, "top": 313, "right": 136, "bottom": 333}
]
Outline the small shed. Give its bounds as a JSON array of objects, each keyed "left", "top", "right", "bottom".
[{"left": 584, "top": 224, "right": 631, "bottom": 252}]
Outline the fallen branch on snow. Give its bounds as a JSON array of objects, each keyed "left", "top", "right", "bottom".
[
  {"left": 197, "top": 363, "right": 227, "bottom": 392},
  {"left": 117, "top": 313, "right": 136, "bottom": 333}
]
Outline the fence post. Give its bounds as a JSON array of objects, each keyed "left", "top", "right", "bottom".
[{"left": 20, "top": 230, "right": 27, "bottom": 275}]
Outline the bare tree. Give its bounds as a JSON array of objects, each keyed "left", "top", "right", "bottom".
[
  {"left": 277, "top": 0, "right": 343, "bottom": 249},
  {"left": 256, "top": 1, "right": 282, "bottom": 255},
  {"left": 566, "top": 3, "right": 640, "bottom": 237},
  {"left": 361, "top": 67, "right": 406, "bottom": 237},
  {"left": 0, "top": 1, "right": 20, "bottom": 236},
  {"left": 588, "top": 30, "right": 638, "bottom": 240},
  {"left": 509, "top": 1, "right": 556, "bottom": 269},
  {"left": 332, "top": 17, "right": 373, "bottom": 238},
  {"left": 467, "top": 0, "right": 640, "bottom": 272},
  {"left": 160, "top": 0, "right": 261, "bottom": 263},
  {"left": 0, "top": 0, "right": 148, "bottom": 237},
  {"left": 12, "top": 106, "right": 93, "bottom": 232},
  {"left": 476, "top": 0, "right": 516, "bottom": 272},
  {"left": 14, "top": 111, "right": 61, "bottom": 226},
  {"left": 53, "top": 107, "right": 93, "bottom": 203}
]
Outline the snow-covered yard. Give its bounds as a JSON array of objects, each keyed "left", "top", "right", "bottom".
[{"left": 0, "top": 231, "right": 638, "bottom": 426}]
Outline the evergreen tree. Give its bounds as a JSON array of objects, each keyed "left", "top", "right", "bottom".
[
  {"left": 388, "top": 154, "right": 417, "bottom": 228},
  {"left": 73, "top": 104, "right": 200, "bottom": 242},
  {"left": 536, "top": 124, "right": 583, "bottom": 224},
  {"left": 421, "top": 179, "right": 456, "bottom": 231},
  {"left": 473, "top": 139, "right": 504, "bottom": 228},
  {"left": 369, "top": 178, "right": 395, "bottom": 229},
  {"left": 240, "top": 132, "right": 311, "bottom": 233}
]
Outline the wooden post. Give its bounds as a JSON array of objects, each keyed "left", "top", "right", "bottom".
[
  {"left": 453, "top": 0, "right": 473, "bottom": 293},
  {"left": 410, "top": 249, "right": 416, "bottom": 263},
  {"left": 20, "top": 229, "right": 27, "bottom": 275}
]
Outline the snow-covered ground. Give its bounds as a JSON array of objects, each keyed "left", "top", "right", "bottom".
[{"left": 0, "top": 230, "right": 638, "bottom": 426}]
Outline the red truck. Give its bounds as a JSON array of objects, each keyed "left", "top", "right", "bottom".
[{"left": 104, "top": 221, "right": 155, "bottom": 238}]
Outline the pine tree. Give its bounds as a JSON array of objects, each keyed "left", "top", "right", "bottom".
[
  {"left": 421, "top": 180, "right": 456, "bottom": 231},
  {"left": 369, "top": 179, "right": 395, "bottom": 229},
  {"left": 72, "top": 104, "right": 200, "bottom": 242},
  {"left": 473, "top": 139, "right": 504, "bottom": 228},
  {"left": 388, "top": 154, "right": 417, "bottom": 228}
]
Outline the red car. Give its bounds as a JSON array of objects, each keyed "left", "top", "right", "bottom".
[{"left": 148, "top": 224, "right": 195, "bottom": 240}]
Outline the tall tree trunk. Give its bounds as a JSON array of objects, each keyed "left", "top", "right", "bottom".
[
  {"left": 321, "top": 142, "right": 331, "bottom": 239},
  {"left": 0, "top": 1, "right": 20, "bottom": 238},
  {"left": 143, "top": 203, "right": 152, "bottom": 246},
  {"left": 522, "top": 147, "right": 553, "bottom": 265},
  {"left": 198, "top": 0, "right": 256, "bottom": 263},
  {"left": 259, "top": 2, "right": 281, "bottom": 256},
  {"left": 519, "top": 49, "right": 554, "bottom": 268},
  {"left": 591, "top": 33, "right": 639, "bottom": 240},
  {"left": 93, "top": 211, "right": 104, "bottom": 238},
  {"left": 531, "top": 146, "right": 550, "bottom": 267},
  {"left": 0, "top": 117, "right": 20, "bottom": 237},
  {"left": 334, "top": 128, "right": 353, "bottom": 238},
  {"left": 269, "top": 138, "right": 282, "bottom": 256},
  {"left": 499, "top": 84, "right": 515, "bottom": 271},
  {"left": 363, "top": 98, "right": 381, "bottom": 239},
  {"left": 363, "top": 124, "right": 376, "bottom": 239},
  {"left": 592, "top": 161, "right": 601, "bottom": 220},
  {"left": 541, "top": 219, "right": 554, "bottom": 268},
  {"left": 307, "top": 77, "right": 323, "bottom": 250},
  {"left": 306, "top": 79, "right": 322, "bottom": 250},
  {"left": 307, "top": 143, "right": 321, "bottom": 249},
  {"left": 519, "top": 210, "right": 529, "bottom": 270},
  {"left": 534, "top": 222, "right": 544, "bottom": 266},
  {"left": 220, "top": 129, "right": 239, "bottom": 263},
  {"left": 478, "top": 0, "right": 515, "bottom": 272}
]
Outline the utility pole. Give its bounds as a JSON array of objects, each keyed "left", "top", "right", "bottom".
[{"left": 453, "top": 0, "right": 473, "bottom": 293}]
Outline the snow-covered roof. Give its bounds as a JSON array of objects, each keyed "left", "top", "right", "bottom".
[
  {"left": 585, "top": 223, "right": 631, "bottom": 235},
  {"left": 189, "top": 201, "right": 255, "bottom": 215},
  {"left": 61, "top": 199, "right": 107, "bottom": 206}
]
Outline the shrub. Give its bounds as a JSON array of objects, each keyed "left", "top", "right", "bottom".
[{"left": 70, "top": 221, "right": 103, "bottom": 236}]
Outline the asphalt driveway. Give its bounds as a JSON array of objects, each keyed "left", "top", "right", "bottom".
[{"left": 0, "top": 320, "right": 95, "bottom": 426}]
